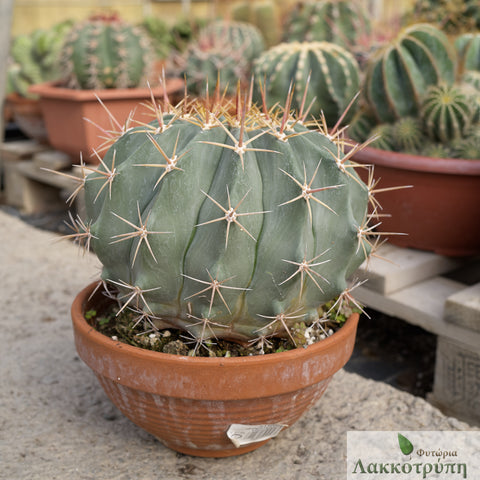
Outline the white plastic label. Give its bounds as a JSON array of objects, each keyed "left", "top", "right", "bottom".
[{"left": 227, "top": 423, "right": 288, "bottom": 448}]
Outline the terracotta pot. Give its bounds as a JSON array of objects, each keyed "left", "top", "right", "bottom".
[
  {"left": 6, "top": 93, "right": 49, "bottom": 143},
  {"left": 29, "top": 79, "right": 184, "bottom": 162},
  {"left": 71, "top": 282, "right": 359, "bottom": 458},
  {"left": 353, "top": 146, "right": 480, "bottom": 257}
]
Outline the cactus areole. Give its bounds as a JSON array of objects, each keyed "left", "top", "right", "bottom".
[{"left": 81, "top": 92, "right": 373, "bottom": 346}]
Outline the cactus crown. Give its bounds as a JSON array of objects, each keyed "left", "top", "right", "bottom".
[
  {"left": 60, "top": 15, "right": 153, "bottom": 90},
  {"left": 65, "top": 84, "right": 382, "bottom": 352}
]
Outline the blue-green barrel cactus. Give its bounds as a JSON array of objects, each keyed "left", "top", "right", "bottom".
[
  {"left": 253, "top": 41, "right": 360, "bottom": 126},
  {"left": 77, "top": 93, "right": 376, "bottom": 344},
  {"left": 60, "top": 15, "right": 153, "bottom": 89},
  {"left": 364, "top": 23, "right": 457, "bottom": 123}
]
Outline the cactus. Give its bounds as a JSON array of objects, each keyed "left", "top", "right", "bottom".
[
  {"left": 455, "top": 33, "right": 480, "bottom": 72},
  {"left": 364, "top": 23, "right": 457, "bottom": 123},
  {"left": 60, "top": 15, "right": 153, "bottom": 89},
  {"left": 368, "top": 124, "right": 396, "bottom": 151},
  {"left": 201, "top": 20, "right": 265, "bottom": 64},
  {"left": 347, "top": 109, "right": 378, "bottom": 143},
  {"left": 420, "top": 142, "right": 453, "bottom": 158},
  {"left": 253, "top": 41, "right": 360, "bottom": 126},
  {"left": 68, "top": 89, "right": 379, "bottom": 348},
  {"left": 420, "top": 83, "right": 474, "bottom": 143},
  {"left": 7, "top": 21, "right": 72, "bottom": 98},
  {"left": 392, "top": 117, "right": 426, "bottom": 152},
  {"left": 452, "top": 135, "right": 480, "bottom": 159},
  {"left": 282, "top": 0, "right": 371, "bottom": 50},
  {"left": 176, "top": 21, "right": 264, "bottom": 96}
]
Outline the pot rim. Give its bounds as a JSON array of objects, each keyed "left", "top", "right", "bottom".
[
  {"left": 72, "top": 281, "right": 359, "bottom": 400},
  {"left": 353, "top": 145, "right": 480, "bottom": 176},
  {"left": 29, "top": 79, "right": 184, "bottom": 102}
]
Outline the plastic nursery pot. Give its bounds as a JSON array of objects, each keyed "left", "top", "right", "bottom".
[
  {"left": 352, "top": 146, "right": 480, "bottom": 257},
  {"left": 71, "top": 282, "right": 360, "bottom": 458},
  {"left": 29, "top": 78, "right": 184, "bottom": 162}
]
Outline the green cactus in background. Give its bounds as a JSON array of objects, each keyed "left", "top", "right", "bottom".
[
  {"left": 364, "top": 23, "right": 457, "bottom": 124},
  {"left": 282, "top": 0, "right": 371, "bottom": 50},
  {"left": 253, "top": 41, "right": 360, "bottom": 126},
  {"left": 406, "top": 0, "right": 480, "bottom": 35},
  {"left": 347, "top": 109, "right": 377, "bottom": 143},
  {"left": 232, "top": 0, "right": 281, "bottom": 47},
  {"left": 368, "top": 124, "right": 396, "bottom": 151},
  {"left": 60, "top": 15, "right": 153, "bottom": 89},
  {"left": 455, "top": 32, "right": 480, "bottom": 73},
  {"left": 392, "top": 117, "right": 426, "bottom": 152},
  {"left": 452, "top": 135, "right": 480, "bottom": 159},
  {"left": 140, "top": 15, "right": 173, "bottom": 60},
  {"left": 68, "top": 90, "right": 379, "bottom": 348},
  {"left": 420, "top": 142, "right": 453, "bottom": 158},
  {"left": 420, "top": 83, "right": 474, "bottom": 143},
  {"left": 201, "top": 20, "right": 265, "bottom": 65},
  {"left": 7, "top": 21, "right": 72, "bottom": 98},
  {"left": 176, "top": 21, "right": 264, "bottom": 96}
]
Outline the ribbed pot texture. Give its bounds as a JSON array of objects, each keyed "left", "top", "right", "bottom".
[
  {"left": 353, "top": 146, "right": 480, "bottom": 257},
  {"left": 71, "top": 282, "right": 359, "bottom": 457}
]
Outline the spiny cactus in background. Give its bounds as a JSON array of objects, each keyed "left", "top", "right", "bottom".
[
  {"left": 420, "top": 142, "right": 454, "bottom": 158},
  {"left": 420, "top": 83, "right": 475, "bottom": 143},
  {"left": 201, "top": 20, "right": 265, "bottom": 65},
  {"left": 455, "top": 32, "right": 480, "bottom": 73},
  {"left": 347, "top": 109, "right": 377, "bottom": 144},
  {"left": 282, "top": 0, "right": 371, "bottom": 51},
  {"left": 364, "top": 23, "right": 457, "bottom": 124},
  {"left": 7, "top": 21, "right": 72, "bottom": 98},
  {"left": 253, "top": 41, "right": 360, "bottom": 126},
  {"left": 65, "top": 87, "right": 382, "bottom": 349},
  {"left": 368, "top": 123, "right": 396, "bottom": 151},
  {"left": 232, "top": 0, "right": 281, "bottom": 47},
  {"left": 452, "top": 134, "right": 480, "bottom": 159},
  {"left": 176, "top": 21, "right": 264, "bottom": 96},
  {"left": 392, "top": 117, "right": 425, "bottom": 153},
  {"left": 60, "top": 15, "right": 153, "bottom": 89},
  {"left": 406, "top": 0, "right": 480, "bottom": 35}
]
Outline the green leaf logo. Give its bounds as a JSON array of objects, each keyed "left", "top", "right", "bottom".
[{"left": 398, "top": 433, "right": 414, "bottom": 455}]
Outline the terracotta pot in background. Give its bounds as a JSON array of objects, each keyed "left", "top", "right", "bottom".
[
  {"left": 30, "top": 79, "right": 184, "bottom": 162},
  {"left": 353, "top": 146, "right": 480, "bottom": 257},
  {"left": 6, "top": 93, "right": 49, "bottom": 144},
  {"left": 71, "top": 282, "right": 359, "bottom": 458}
]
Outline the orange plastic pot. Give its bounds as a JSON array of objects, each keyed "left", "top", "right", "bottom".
[
  {"left": 30, "top": 79, "right": 184, "bottom": 162},
  {"left": 353, "top": 146, "right": 480, "bottom": 257},
  {"left": 71, "top": 282, "right": 359, "bottom": 458}
]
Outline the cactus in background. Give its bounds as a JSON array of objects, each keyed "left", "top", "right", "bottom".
[
  {"left": 232, "top": 1, "right": 281, "bottom": 47},
  {"left": 420, "top": 142, "right": 453, "bottom": 158},
  {"left": 392, "top": 117, "right": 426, "bottom": 152},
  {"left": 7, "top": 21, "right": 72, "bottom": 98},
  {"left": 452, "top": 135, "right": 480, "bottom": 159},
  {"left": 364, "top": 23, "right": 457, "bottom": 124},
  {"left": 140, "top": 15, "right": 173, "bottom": 60},
  {"left": 60, "top": 15, "right": 153, "bottom": 89},
  {"left": 282, "top": 0, "right": 371, "bottom": 50},
  {"left": 455, "top": 33, "right": 480, "bottom": 73},
  {"left": 253, "top": 41, "right": 360, "bottom": 126},
  {"left": 347, "top": 109, "right": 377, "bottom": 143},
  {"left": 420, "top": 83, "right": 474, "bottom": 143},
  {"left": 68, "top": 89, "right": 379, "bottom": 348},
  {"left": 201, "top": 20, "right": 265, "bottom": 65},
  {"left": 368, "top": 124, "right": 396, "bottom": 151}
]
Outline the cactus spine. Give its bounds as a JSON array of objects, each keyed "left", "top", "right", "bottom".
[
  {"left": 364, "top": 23, "right": 457, "bottom": 123},
  {"left": 282, "top": 0, "right": 371, "bottom": 49},
  {"left": 74, "top": 91, "right": 377, "bottom": 346},
  {"left": 253, "top": 41, "right": 360, "bottom": 125},
  {"left": 61, "top": 16, "right": 153, "bottom": 89}
]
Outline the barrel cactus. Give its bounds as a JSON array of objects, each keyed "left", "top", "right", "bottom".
[
  {"left": 282, "top": 0, "right": 371, "bottom": 49},
  {"left": 455, "top": 32, "right": 480, "bottom": 72},
  {"left": 253, "top": 41, "right": 360, "bottom": 126},
  {"left": 364, "top": 23, "right": 457, "bottom": 123},
  {"left": 60, "top": 14, "right": 153, "bottom": 89},
  {"left": 420, "top": 83, "right": 475, "bottom": 143},
  {"left": 69, "top": 90, "right": 378, "bottom": 348},
  {"left": 176, "top": 21, "right": 264, "bottom": 96}
]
